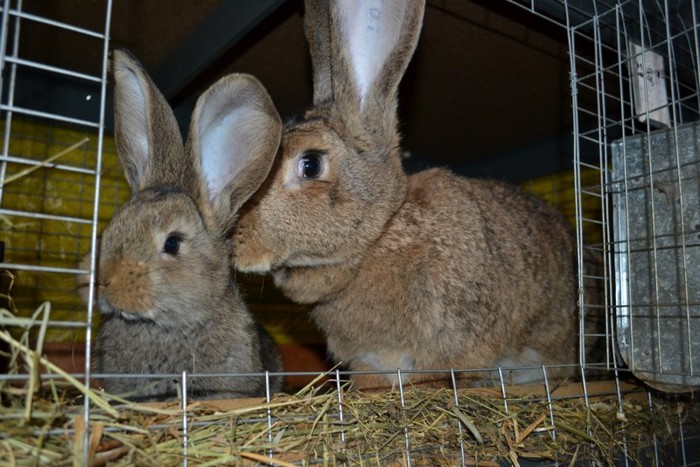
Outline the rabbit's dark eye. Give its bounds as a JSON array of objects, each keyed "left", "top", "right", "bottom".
[
  {"left": 297, "top": 152, "right": 323, "bottom": 179},
  {"left": 163, "top": 234, "right": 181, "bottom": 255}
]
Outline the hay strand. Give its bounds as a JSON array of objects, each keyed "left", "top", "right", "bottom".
[
  {"left": 451, "top": 404, "right": 484, "bottom": 444},
  {"left": 1, "top": 137, "right": 90, "bottom": 187},
  {"left": 0, "top": 324, "right": 119, "bottom": 418},
  {"left": 239, "top": 451, "right": 298, "bottom": 467}
]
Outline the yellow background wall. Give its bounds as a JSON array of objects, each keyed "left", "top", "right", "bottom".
[{"left": 2, "top": 119, "right": 126, "bottom": 343}]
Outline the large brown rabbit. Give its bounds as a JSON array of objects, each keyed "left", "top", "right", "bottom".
[
  {"left": 234, "top": 0, "right": 580, "bottom": 388},
  {"left": 78, "top": 50, "right": 283, "bottom": 400}
]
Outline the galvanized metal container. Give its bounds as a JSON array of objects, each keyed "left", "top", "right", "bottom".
[{"left": 611, "top": 120, "right": 700, "bottom": 390}]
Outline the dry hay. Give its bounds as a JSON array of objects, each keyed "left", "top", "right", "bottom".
[{"left": 1, "top": 303, "right": 698, "bottom": 466}]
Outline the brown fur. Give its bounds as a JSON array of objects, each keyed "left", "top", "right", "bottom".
[
  {"left": 77, "top": 50, "right": 283, "bottom": 400},
  {"left": 234, "top": 1, "right": 580, "bottom": 389}
]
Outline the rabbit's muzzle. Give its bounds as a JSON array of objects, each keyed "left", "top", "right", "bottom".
[
  {"left": 232, "top": 219, "right": 274, "bottom": 273},
  {"left": 100, "top": 259, "right": 154, "bottom": 315}
]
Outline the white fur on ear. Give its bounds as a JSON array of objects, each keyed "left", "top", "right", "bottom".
[
  {"left": 337, "top": 0, "right": 406, "bottom": 104},
  {"left": 113, "top": 54, "right": 151, "bottom": 188},
  {"left": 196, "top": 83, "right": 269, "bottom": 204}
]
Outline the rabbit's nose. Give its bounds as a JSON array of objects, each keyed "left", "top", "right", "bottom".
[{"left": 102, "top": 260, "right": 154, "bottom": 313}]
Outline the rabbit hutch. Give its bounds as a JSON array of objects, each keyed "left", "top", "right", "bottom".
[{"left": 1, "top": 0, "right": 698, "bottom": 465}]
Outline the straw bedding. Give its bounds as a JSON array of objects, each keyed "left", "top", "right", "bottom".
[{"left": 1, "top": 301, "right": 697, "bottom": 466}]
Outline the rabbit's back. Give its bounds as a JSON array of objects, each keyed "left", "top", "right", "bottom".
[{"left": 314, "top": 168, "right": 578, "bottom": 379}]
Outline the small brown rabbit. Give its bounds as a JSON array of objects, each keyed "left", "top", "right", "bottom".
[
  {"left": 78, "top": 50, "right": 283, "bottom": 400},
  {"left": 234, "top": 0, "right": 581, "bottom": 389}
]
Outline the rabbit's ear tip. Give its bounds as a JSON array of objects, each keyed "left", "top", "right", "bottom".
[
  {"left": 111, "top": 49, "right": 128, "bottom": 64},
  {"left": 111, "top": 49, "right": 144, "bottom": 74}
]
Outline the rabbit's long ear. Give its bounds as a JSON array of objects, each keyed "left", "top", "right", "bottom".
[
  {"left": 112, "top": 49, "right": 190, "bottom": 193},
  {"left": 188, "top": 73, "right": 282, "bottom": 232},
  {"left": 304, "top": 0, "right": 332, "bottom": 105},
  {"left": 316, "top": 0, "right": 424, "bottom": 143}
]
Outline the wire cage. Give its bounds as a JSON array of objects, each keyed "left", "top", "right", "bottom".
[
  {"left": 0, "top": 0, "right": 112, "bottom": 384},
  {"left": 0, "top": 0, "right": 699, "bottom": 465},
  {"left": 558, "top": 0, "right": 699, "bottom": 390}
]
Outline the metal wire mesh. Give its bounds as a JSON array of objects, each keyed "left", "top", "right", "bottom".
[
  {"left": 556, "top": 0, "right": 699, "bottom": 390},
  {"left": 506, "top": 0, "right": 699, "bottom": 390},
  {"left": 0, "top": 0, "right": 113, "bottom": 459}
]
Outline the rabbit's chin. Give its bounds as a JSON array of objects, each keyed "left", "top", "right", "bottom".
[
  {"left": 98, "top": 299, "right": 156, "bottom": 323},
  {"left": 237, "top": 253, "right": 343, "bottom": 274},
  {"left": 284, "top": 255, "right": 344, "bottom": 268}
]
